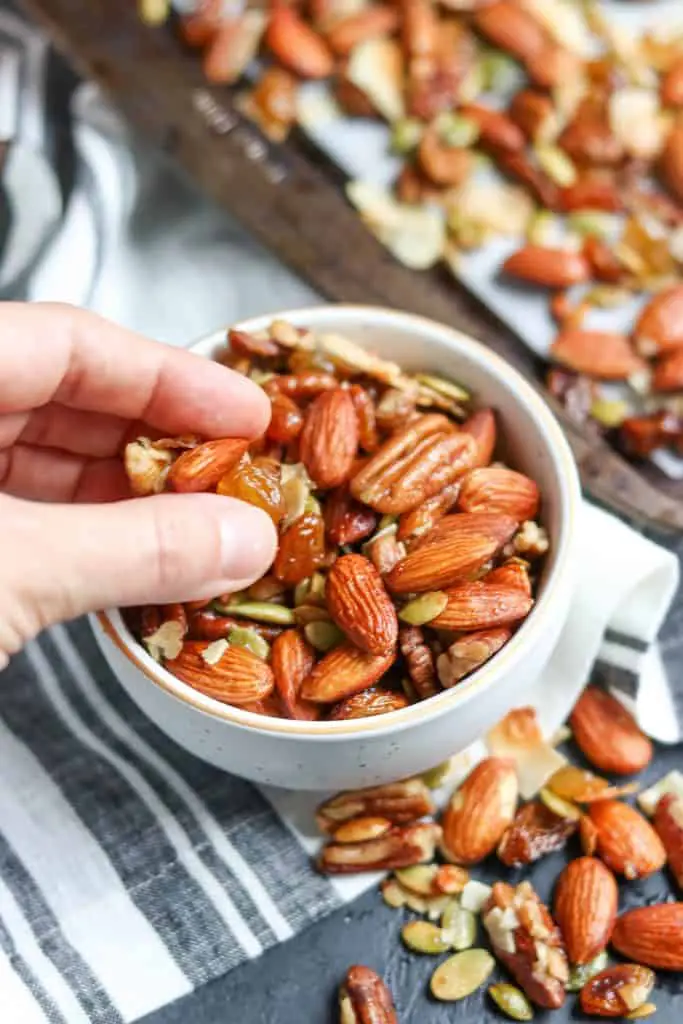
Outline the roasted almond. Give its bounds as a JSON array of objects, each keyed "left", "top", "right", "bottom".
[
  {"left": 588, "top": 800, "right": 667, "bottom": 880},
  {"left": 634, "top": 285, "right": 683, "bottom": 356},
  {"left": 265, "top": 7, "right": 334, "bottom": 79},
  {"left": 326, "top": 554, "right": 398, "bottom": 655},
  {"left": 509, "top": 88, "right": 558, "bottom": 143},
  {"left": 611, "top": 903, "right": 683, "bottom": 971},
  {"left": 559, "top": 173, "right": 624, "bottom": 213},
  {"left": 661, "top": 120, "right": 683, "bottom": 204},
  {"left": 166, "top": 640, "right": 275, "bottom": 705},
  {"left": 351, "top": 414, "right": 475, "bottom": 514},
  {"left": 166, "top": 438, "right": 249, "bottom": 492},
  {"left": 502, "top": 245, "right": 590, "bottom": 288},
  {"left": 554, "top": 857, "right": 618, "bottom": 965},
  {"left": 325, "top": 5, "right": 399, "bottom": 56},
  {"left": 485, "top": 559, "right": 532, "bottom": 595},
  {"left": 653, "top": 793, "right": 683, "bottom": 890},
  {"left": 461, "top": 408, "right": 497, "bottom": 468},
  {"left": 299, "top": 388, "right": 359, "bottom": 489},
  {"left": 329, "top": 687, "right": 409, "bottom": 720},
  {"left": 474, "top": 2, "right": 546, "bottom": 63},
  {"left": 551, "top": 329, "right": 647, "bottom": 380},
  {"left": 457, "top": 467, "right": 540, "bottom": 520},
  {"left": 570, "top": 687, "right": 653, "bottom": 775},
  {"left": 579, "top": 964, "right": 655, "bottom": 1018},
  {"left": 301, "top": 643, "right": 395, "bottom": 703},
  {"left": 386, "top": 512, "right": 517, "bottom": 594},
  {"left": 661, "top": 57, "right": 683, "bottom": 107},
  {"left": 654, "top": 346, "right": 683, "bottom": 391},
  {"left": 271, "top": 629, "right": 319, "bottom": 721},
  {"left": 460, "top": 103, "right": 525, "bottom": 153},
  {"left": 441, "top": 757, "right": 518, "bottom": 864},
  {"left": 430, "top": 580, "right": 533, "bottom": 631}
]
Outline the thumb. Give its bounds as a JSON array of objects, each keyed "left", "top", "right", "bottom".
[{"left": 1, "top": 493, "right": 277, "bottom": 639}]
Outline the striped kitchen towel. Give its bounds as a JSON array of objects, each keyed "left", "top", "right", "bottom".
[{"left": 0, "top": 7, "right": 682, "bottom": 1023}]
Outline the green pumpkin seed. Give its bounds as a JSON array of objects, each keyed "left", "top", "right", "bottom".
[
  {"left": 390, "top": 118, "right": 423, "bottom": 154},
  {"left": 539, "top": 787, "right": 582, "bottom": 822},
  {"left": 626, "top": 1004, "right": 657, "bottom": 1020},
  {"left": 415, "top": 373, "right": 470, "bottom": 403},
  {"left": 430, "top": 949, "right": 495, "bottom": 1002},
  {"left": 441, "top": 902, "right": 477, "bottom": 951},
  {"left": 402, "top": 921, "right": 452, "bottom": 955},
  {"left": 304, "top": 621, "right": 344, "bottom": 652},
  {"left": 421, "top": 759, "right": 453, "bottom": 789},
  {"left": 567, "top": 211, "right": 618, "bottom": 239},
  {"left": 378, "top": 514, "right": 398, "bottom": 531},
  {"left": 425, "top": 895, "right": 452, "bottom": 921},
  {"left": 589, "top": 397, "right": 629, "bottom": 428},
  {"left": 434, "top": 113, "right": 480, "bottom": 149},
  {"left": 380, "top": 878, "right": 406, "bottom": 909},
  {"left": 565, "top": 952, "right": 609, "bottom": 992},
  {"left": 294, "top": 604, "right": 332, "bottom": 626},
  {"left": 227, "top": 628, "right": 270, "bottom": 661},
  {"left": 488, "top": 983, "right": 534, "bottom": 1021},
  {"left": 394, "top": 865, "right": 438, "bottom": 896},
  {"left": 217, "top": 601, "right": 295, "bottom": 626},
  {"left": 480, "top": 50, "right": 518, "bottom": 92},
  {"left": 399, "top": 591, "right": 449, "bottom": 626},
  {"left": 534, "top": 144, "right": 577, "bottom": 187}
]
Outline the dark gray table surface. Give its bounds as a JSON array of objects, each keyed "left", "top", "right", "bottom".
[{"left": 140, "top": 524, "right": 683, "bottom": 1024}]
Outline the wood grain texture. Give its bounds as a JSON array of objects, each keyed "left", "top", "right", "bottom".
[{"left": 18, "top": 0, "right": 683, "bottom": 532}]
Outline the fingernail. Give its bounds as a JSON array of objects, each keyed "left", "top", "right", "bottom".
[{"left": 219, "top": 498, "right": 277, "bottom": 584}]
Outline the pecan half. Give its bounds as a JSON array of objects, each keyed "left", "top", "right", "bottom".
[
  {"left": 318, "top": 822, "right": 441, "bottom": 873},
  {"left": 399, "top": 625, "right": 439, "bottom": 699},
  {"left": 339, "top": 965, "right": 397, "bottom": 1024},
  {"left": 317, "top": 778, "right": 435, "bottom": 833}
]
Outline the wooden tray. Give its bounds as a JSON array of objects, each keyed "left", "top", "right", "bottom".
[{"left": 19, "top": 0, "right": 683, "bottom": 532}]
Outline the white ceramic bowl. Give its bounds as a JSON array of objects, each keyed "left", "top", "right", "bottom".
[{"left": 92, "top": 305, "right": 580, "bottom": 791}]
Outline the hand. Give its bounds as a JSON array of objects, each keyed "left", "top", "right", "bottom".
[{"left": 0, "top": 302, "right": 277, "bottom": 663}]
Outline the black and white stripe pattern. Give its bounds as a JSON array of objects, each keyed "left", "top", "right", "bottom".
[{"left": 0, "top": 621, "right": 340, "bottom": 1022}]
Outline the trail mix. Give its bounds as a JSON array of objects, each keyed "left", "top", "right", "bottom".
[
  {"left": 124, "top": 321, "right": 547, "bottom": 721},
  {"left": 138, "top": 1, "right": 683, "bottom": 460},
  {"left": 318, "top": 696, "right": 683, "bottom": 1020}
]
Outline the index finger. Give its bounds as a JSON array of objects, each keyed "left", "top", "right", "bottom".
[{"left": 0, "top": 302, "right": 271, "bottom": 439}]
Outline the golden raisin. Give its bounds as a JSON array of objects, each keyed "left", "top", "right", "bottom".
[
  {"left": 267, "top": 394, "right": 304, "bottom": 444},
  {"left": 273, "top": 512, "right": 327, "bottom": 584},
  {"left": 217, "top": 455, "right": 286, "bottom": 524}
]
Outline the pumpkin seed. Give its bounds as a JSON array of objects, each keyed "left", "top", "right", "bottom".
[
  {"left": 565, "top": 951, "right": 609, "bottom": 992},
  {"left": 391, "top": 118, "right": 423, "bottom": 154},
  {"left": 394, "top": 865, "right": 438, "bottom": 896},
  {"left": 398, "top": 591, "right": 449, "bottom": 626},
  {"left": 527, "top": 209, "right": 556, "bottom": 246},
  {"left": 139, "top": 0, "right": 170, "bottom": 26},
  {"left": 425, "top": 895, "right": 452, "bottom": 921},
  {"left": 215, "top": 601, "right": 295, "bottom": 626},
  {"left": 227, "top": 628, "right": 270, "bottom": 660},
  {"left": 294, "top": 604, "right": 332, "bottom": 626},
  {"left": 304, "top": 621, "right": 344, "bottom": 652},
  {"left": 434, "top": 113, "right": 480, "bottom": 149},
  {"left": 380, "top": 878, "right": 406, "bottom": 909},
  {"left": 430, "top": 949, "right": 495, "bottom": 1002},
  {"left": 626, "top": 1004, "right": 657, "bottom": 1020},
  {"left": 293, "top": 578, "right": 311, "bottom": 606},
  {"left": 402, "top": 891, "right": 429, "bottom": 914},
  {"left": 488, "top": 983, "right": 534, "bottom": 1021},
  {"left": 589, "top": 397, "right": 629, "bottom": 428},
  {"left": 539, "top": 787, "right": 582, "bottom": 821},
  {"left": 480, "top": 50, "right": 518, "bottom": 92},
  {"left": 441, "top": 901, "right": 477, "bottom": 951},
  {"left": 402, "top": 921, "right": 452, "bottom": 955},
  {"left": 415, "top": 373, "right": 470, "bottom": 404},
  {"left": 421, "top": 759, "right": 453, "bottom": 789},
  {"left": 534, "top": 144, "right": 577, "bottom": 187},
  {"left": 378, "top": 514, "right": 398, "bottom": 531}
]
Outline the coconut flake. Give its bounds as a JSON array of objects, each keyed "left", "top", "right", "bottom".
[
  {"left": 637, "top": 769, "right": 683, "bottom": 816},
  {"left": 347, "top": 38, "right": 404, "bottom": 123},
  {"left": 201, "top": 639, "right": 229, "bottom": 666},
  {"left": 346, "top": 180, "right": 446, "bottom": 270},
  {"left": 487, "top": 707, "right": 567, "bottom": 800},
  {"left": 609, "top": 87, "right": 669, "bottom": 160},
  {"left": 144, "top": 620, "right": 184, "bottom": 662},
  {"left": 460, "top": 880, "right": 493, "bottom": 914}
]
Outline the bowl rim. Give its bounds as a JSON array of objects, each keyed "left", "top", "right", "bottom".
[{"left": 98, "top": 304, "right": 580, "bottom": 740}]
